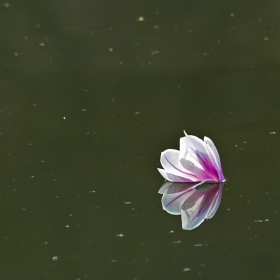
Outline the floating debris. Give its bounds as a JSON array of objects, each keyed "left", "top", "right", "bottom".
[
  {"left": 183, "top": 267, "right": 191, "bottom": 271},
  {"left": 136, "top": 16, "right": 145, "bottom": 21},
  {"left": 151, "top": 50, "right": 159, "bottom": 55}
]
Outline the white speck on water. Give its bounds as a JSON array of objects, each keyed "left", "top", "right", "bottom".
[
  {"left": 203, "top": 52, "right": 208, "bottom": 56},
  {"left": 109, "top": 48, "right": 114, "bottom": 52},
  {"left": 14, "top": 52, "right": 19, "bottom": 56},
  {"left": 194, "top": 244, "right": 202, "bottom": 247},
  {"left": 230, "top": 13, "right": 235, "bottom": 17},
  {"left": 39, "top": 42, "right": 45, "bottom": 47},
  {"left": 227, "top": 208, "right": 231, "bottom": 210},
  {"left": 134, "top": 112, "right": 141, "bottom": 115},
  {"left": 63, "top": 117, "right": 66, "bottom": 120},
  {"left": 154, "top": 25, "right": 159, "bottom": 29},
  {"left": 170, "top": 230, "right": 174, "bottom": 233},
  {"left": 36, "top": 23, "right": 41, "bottom": 28},
  {"left": 151, "top": 50, "right": 159, "bottom": 55},
  {"left": 52, "top": 256, "right": 58, "bottom": 261},
  {"left": 137, "top": 16, "right": 145, "bottom": 21},
  {"left": 111, "top": 259, "right": 117, "bottom": 262},
  {"left": 4, "top": 3, "right": 10, "bottom": 7},
  {"left": 264, "top": 37, "right": 269, "bottom": 41},
  {"left": 116, "top": 234, "right": 124, "bottom": 237},
  {"left": 65, "top": 225, "right": 69, "bottom": 228},
  {"left": 270, "top": 132, "right": 276, "bottom": 134},
  {"left": 124, "top": 202, "right": 131, "bottom": 204},
  {"left": 188, "top": 29, "right": 192, "bottom": 33},
  {"left": 183, "top": 267, "right": 191, "bottom": 271},
  {"left": 254, "top": 220, "right": 263, "bottom": 223}
]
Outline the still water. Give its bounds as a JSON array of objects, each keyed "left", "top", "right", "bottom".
[{"left": 0, "top": 0, "right": 280, "bottom": 279}]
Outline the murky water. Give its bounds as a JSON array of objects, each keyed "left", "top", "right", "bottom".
[{"left": 1, "top": 0, "right": 280, "bottom": 279}]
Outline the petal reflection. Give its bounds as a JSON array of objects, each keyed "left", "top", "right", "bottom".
[{"left": 159, "top": 181, "right": 224, "bottom": 230}]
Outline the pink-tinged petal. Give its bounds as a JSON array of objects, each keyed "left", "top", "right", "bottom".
[
  {"left": 160, "top": 149, "right": 200, "bottom": 182},
  {"left": 182, "top": 135, "right": 219, "bottom": 181},
  {"left": 180, "top": 157, "right": 211, "bottom": 181},
  {"left": 204, "top": 137, "right": 225, "bottom": 182}
]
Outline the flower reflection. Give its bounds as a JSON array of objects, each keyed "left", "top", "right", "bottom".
[{"left": 158, "top": 180, "right": 224, "bottom": 230}]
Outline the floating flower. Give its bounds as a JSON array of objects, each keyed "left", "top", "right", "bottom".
[
  {"left": 158, "top": 132, "right": 225, "bottom": 183},
  {"left": 158, "top": 181, "right": 224, "bottom": 230}
]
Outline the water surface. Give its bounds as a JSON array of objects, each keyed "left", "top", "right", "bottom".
[{"left": 1, "top": 0, "right": 280, "bottom": 279}]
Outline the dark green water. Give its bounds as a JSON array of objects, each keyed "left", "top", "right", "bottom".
[{"left": 0, "top": 0, "right": 280, "bottom": 279}]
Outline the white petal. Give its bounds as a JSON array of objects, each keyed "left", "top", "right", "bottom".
[
  {"left": 157, "top": 169, "right": 197, "bottom": 182},
  {"left": 180, "top": 135, "right": 208, "bottom": 168},
  {"left": 179, "top": 136, "right": 188, "bottom": 160},
  {"left": 160, "top": 149, "right": 199, "bottom": 181}
]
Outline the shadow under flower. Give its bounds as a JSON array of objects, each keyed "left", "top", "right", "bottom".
[{"left": 158, "top": 180, "right": 225, "bottom": 230}]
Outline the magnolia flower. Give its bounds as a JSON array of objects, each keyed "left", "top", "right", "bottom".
[
  {"left": 158, "top": 180, "right": 224, "bottom": 230},
  {"left": 158, "top": 132, "right": 225, "bottom": 183}
]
